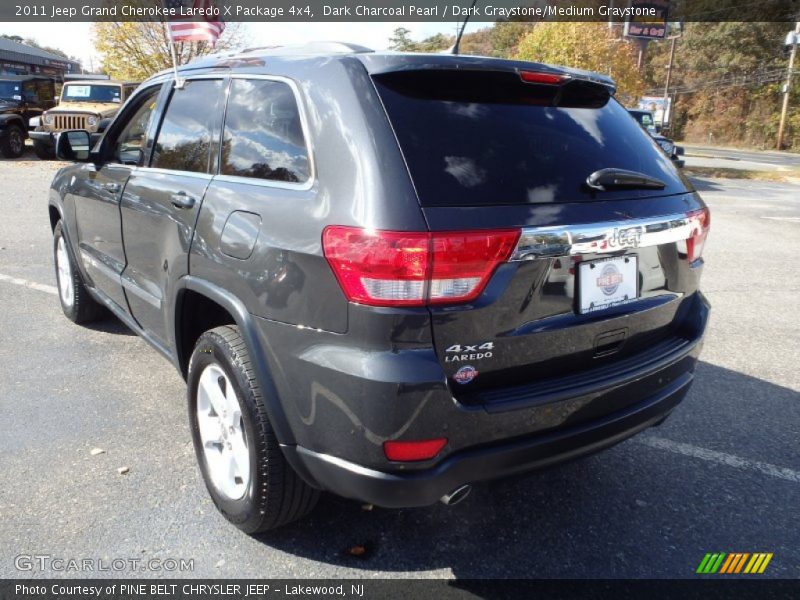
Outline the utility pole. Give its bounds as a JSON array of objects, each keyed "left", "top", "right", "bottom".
[
  {"left": 636, "top": 38, "right": 649, "bottom": 71},
  {"left": 777, "top": 21, "right": 800, "bottom": 150},
  {"left": 662, "top": 36, "right": 677, "bottom": 130}
]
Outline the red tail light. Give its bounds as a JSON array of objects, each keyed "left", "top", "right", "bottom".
[
  {"left": 323, "top": 227, "right": 520, "bottom": 307},
  {"left": 384, "top": 438, "right": 447, "bottom": 462},
  {"left": 685, "top": 208, "right": 710, "bottom": 262},
  {"left": 519, "top": 71, "right": 569, "bottom": 85}
]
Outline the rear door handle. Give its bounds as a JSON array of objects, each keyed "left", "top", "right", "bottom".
[
  {"left": 170, "top": 192, "right": 196, "bottom": 209},
  {"left": 103, "top": 182, "right": 121, "bottom": 193}
]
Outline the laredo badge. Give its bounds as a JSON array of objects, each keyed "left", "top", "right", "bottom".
[
  {"left": 453, "top": 365, "right": 479, "bottom": 384},
  {"left": 445, "top": 342, "right": 494, "bottom": 363}
]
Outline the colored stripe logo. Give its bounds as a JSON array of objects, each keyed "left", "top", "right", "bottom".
[{"left": 696, "top": 552, "right": 773, "bottom": 574}]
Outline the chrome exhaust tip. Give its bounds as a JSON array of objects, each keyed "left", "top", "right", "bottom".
[{"left": 440, "top": 484, "right": 472, "bottom": 506}]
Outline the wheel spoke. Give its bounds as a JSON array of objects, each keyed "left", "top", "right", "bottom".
[
  {"left": 197, "top": 409, "right": 222, "bottom": 447},
  {"left": 56, "top": 237, "right": 74, "bottom": 307},
  {"left": 228, "top": 428, "right": 249, "bottom": 477},
  {"left": 195, "top": 362, "right": 251, "bottom": 500},
  {"left": 220, "top": 446, "right": 242, "bottom": 496},
  {"left": 198, "top": 367, "right": 227, "bottom": 417},
  {"left": 222, "top": 384, "right": 242, "bottom": 427}
]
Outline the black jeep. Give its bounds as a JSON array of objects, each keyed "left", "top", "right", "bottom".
[{"left": 0, "top": 75, "right": 56, "bottom": 158}]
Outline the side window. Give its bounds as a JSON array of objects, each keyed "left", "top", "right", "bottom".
[
  {"left": 151, "top": 79, "right": 225, "bottom": 174},
  {"left": 114, "top": 88, "right": 160, "bottom": 166},
  {"left": 22, "top": 80, "right": 39, "bottom": 104},
  {"left": 221, "top": 79, "right": 310, "bottom": 183},
  {"left": 36, "top": 80, "right": 53, "bottom": 104}
]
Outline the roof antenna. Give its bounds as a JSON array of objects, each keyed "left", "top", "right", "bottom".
[{"left": 452, "top": 0, "right": 479, "bottom": 55}]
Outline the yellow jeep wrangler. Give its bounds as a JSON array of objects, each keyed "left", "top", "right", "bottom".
[{"left": 30, "top": 80, "right": 139, "bottom": 159}]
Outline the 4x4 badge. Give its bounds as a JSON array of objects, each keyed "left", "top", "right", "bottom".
[{"left": 445, "top": 342, "right": 494, "bottom": 363}]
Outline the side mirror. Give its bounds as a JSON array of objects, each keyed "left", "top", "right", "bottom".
[{"left": 56, "top": 130, "right": 92, "bottom": 162}]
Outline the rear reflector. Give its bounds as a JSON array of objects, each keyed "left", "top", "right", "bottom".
[
  {"left": 383, "top": 438, "right": 447, "bottom": 462},
  {"left": 519, "top": 71, "right": 569, "bottom": 85},
  {"left": 685, "top": 208, "right": 710, "bottom": 262},
  {"left": 323, "top": 226, "right": 520, "bottom": 307}
]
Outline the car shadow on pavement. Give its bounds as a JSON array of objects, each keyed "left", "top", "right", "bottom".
[
  {"left": 687, "top": 177, "right": 725, "bottom": 192},
  {"left": 84, "top": 312, "right": 137, "bottom": 336},
  {"left": 252, "top": 361, "right": 800, "bottom": 578}
]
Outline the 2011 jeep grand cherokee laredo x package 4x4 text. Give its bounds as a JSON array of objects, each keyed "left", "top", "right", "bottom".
[{"left": 47, "top": 43, "right": 710, "bottom": 533}]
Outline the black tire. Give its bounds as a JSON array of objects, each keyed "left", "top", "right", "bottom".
[
  {"left": 188, "top": 325, "right": 319, "bottom": 533},
  {"left": 53, "top": 221, "right": 103, "bottom": 323},
  {"left": 0, "top": 124, "right": 25, "bottom": 159},
  {"left": 33, "top": 132, "right": 55, "bottom": 160}
]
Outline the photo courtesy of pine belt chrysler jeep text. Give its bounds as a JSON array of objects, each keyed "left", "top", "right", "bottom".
[{"left": 47, "top": 43, "right": 710, "bottom": 532}]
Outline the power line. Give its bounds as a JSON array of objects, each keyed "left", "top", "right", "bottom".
[{"left": 646, "top": 68, "right": 791, "bottom": 94}]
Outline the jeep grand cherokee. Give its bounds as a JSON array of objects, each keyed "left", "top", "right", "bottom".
[{"left": 48, "top": 43, "right": 709, "bottom": 532}]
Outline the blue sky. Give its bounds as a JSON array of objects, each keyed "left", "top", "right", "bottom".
[{"left": 1, "top": 22, "right": 462, "bottom": 69}]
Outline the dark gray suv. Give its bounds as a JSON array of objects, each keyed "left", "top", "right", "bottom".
[{"left": 48, "top": 43, "right": 710, "bottom": 532}]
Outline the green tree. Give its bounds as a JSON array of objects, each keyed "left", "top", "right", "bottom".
[
  {"left": 93, "top": 20, "right": 244, "bottom": 81},
  {"left": 645, "top": 22, "right": 793, "bottom": 147},
  {"left": 388, "top": 27, "right": 417, "bottom": 51},
  {"left": 490, "top": 22, "right": 535, "bottom": 57},
  {"left": 515, "top": 22, "right": 645, "bottom": 102},
  {"left": 388, "top": 27, "right": 454, "bottom": 53},
  {"left": 417, "top": 33, "right": 453, "bottom": 53}
]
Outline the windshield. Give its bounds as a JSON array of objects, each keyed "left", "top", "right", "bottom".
[
  {"left": 62, "top": 84, "right": 122, "bottom": 103},
  {"left": 0, "top": 81, "right": 23, "bottom": 101},
  {"left": 373, "top": 70, "right": 688, "bottom": 206}
]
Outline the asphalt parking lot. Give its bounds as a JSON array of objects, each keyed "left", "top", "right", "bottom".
[{"left": 0, "top": 154, "right": 798, "bottom": 579}]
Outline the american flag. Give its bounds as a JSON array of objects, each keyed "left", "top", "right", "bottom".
[{"left": 164, "top": 0, "right": 226, "bottom": 45}]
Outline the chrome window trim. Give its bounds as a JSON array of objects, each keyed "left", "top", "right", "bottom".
[
  {"left": 215, "top": 74, "right": 316, "bottom": 192},
  {"left": 130, "top": 166, "right": 213, "bottom": 181},
  {"left": 510, "top": 212, "right": 695, "bottom": 261}
]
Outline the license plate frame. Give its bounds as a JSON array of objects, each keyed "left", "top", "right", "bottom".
[{"left": 577, "top": 255, "right": 639, "bottom": 314}]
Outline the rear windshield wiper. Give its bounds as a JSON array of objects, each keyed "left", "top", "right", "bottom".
[{"left": 586, "top": 168, "right": 666, "bottom": 191}]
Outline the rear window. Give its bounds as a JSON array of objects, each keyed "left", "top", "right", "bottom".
[{"left": 373, "top": 70, "right": 687, "bottom": 206}]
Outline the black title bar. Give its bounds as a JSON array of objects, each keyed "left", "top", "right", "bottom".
[{"left": 3, "top": 0, "right": 799, "bottom": 22}]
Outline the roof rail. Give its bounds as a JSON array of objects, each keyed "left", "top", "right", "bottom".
[
  {"left": 239, "top": 42, "right": 374, "bottom": 56},
  {"left": 183, "top": 42, "right": 374, "bottom": 69}
]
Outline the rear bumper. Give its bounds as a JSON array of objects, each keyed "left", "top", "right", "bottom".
[
  {"left": 284, "top": 365, "right": 694, "bottom": 508},
  {"left": 266, "top": 290, "right": 708, "bottom": 507}
]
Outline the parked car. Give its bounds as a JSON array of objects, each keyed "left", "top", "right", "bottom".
[
  {"left": 0, "top": 75, "right": 56, "bottom": 158},
  {"left": 29, "top": 80, "right": 138, "bottom": 159},
  {"left": 628, "top": 109, "right": 685, "bottom": 167},
  {"left": 48, "top": 44, "right": 710, "bottom": 532}
]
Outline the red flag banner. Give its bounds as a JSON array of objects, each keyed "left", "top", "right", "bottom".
[{"left": 164, "top": 0, "right": 225, "bottom": 44}]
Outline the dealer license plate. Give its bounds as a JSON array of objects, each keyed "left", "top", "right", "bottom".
[{"left": 578, "top": 255, "right": 638, "bottom": 314}]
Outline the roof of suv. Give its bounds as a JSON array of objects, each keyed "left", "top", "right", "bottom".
[
  {"left": 62, "top": 80, "right": 137, "bottom": 86},
  {"left": 145, "top": 42, "right": 617, "bottom": 91}
]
